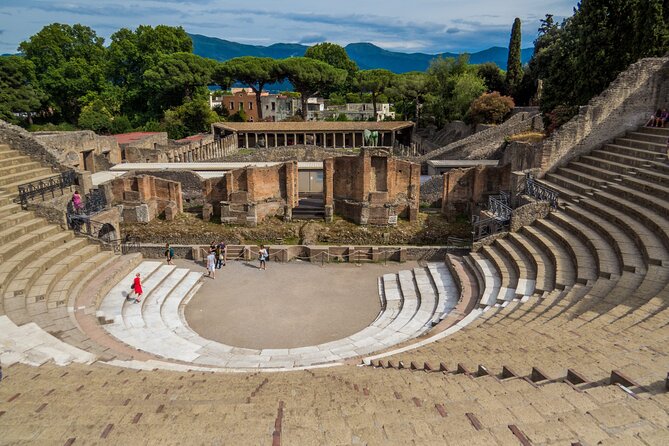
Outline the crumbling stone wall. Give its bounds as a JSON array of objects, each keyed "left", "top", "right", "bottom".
[
  {"left": 419, "top": 112, "right": 543, "bottom": 162},
  {"left": 32, "top": 130, "right": 122, "bottom": 171},
  {"left": 0, "top": 119, "right": 66, "bottom": 170},
  {"left": 441, "top": 164, "right": 512, "bottom": 220},
  {"left": 202, "top": 162, "right": 298, "bottom": 226},
  {"left": 539, "top": 57, "right": 669, "bottom": 175},
  {"left": 104, "top": 174, "right": 183, "bottom": 223},
  {"left": 324, "top": 149, "right": 420, "bottom": 225}
]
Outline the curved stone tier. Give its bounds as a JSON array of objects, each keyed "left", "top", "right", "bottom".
[{"left": 96, "top": 261, "right": 459, "bottom": 369}]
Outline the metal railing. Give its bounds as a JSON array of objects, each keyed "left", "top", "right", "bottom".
[
  {"left": 17, "top": 170, "right": 77, "bottom": 209},
  {"left": 472, "top": 216, "right": 510, "bottom": 242},
  {"left": 488, "top": 194, "right": 513, "bottom": 221},
  {"left": 526, "top": 173, "right": 559, "bottom": 208}
]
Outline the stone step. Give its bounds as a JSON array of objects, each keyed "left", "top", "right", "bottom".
[
  {"left": 0, "top": 224, "right": 61, "bottom": 264},
  {"left": 97, "top": 261, "right": 163, "bottom": 324},
  {"left": 602, "top": 143, "right": 667, "bottom": 161},
  {"left": 494, "top": 238, "right": 536, "bottom": 297},
  {"left": 425, "top": 263, "right": 459, "bottom": 322},
  {"left": 480, "top": 244, "right": 519, "bottom": 300},
  {"left": 0, "top": 202, "right": 22, "bottom": 219},
  {"left": 557, "top": 166, "right": 610, "bottom": 190},
  {"left": 545, "top": 172, "right": 597, "bottom": 196},
  {"left": 0, "top": 167, "right": 55, "bottom": 188},
  {"left": 0, "top": 217, "right": 48, "bottom": 246},
  {"left": 615, "top": 136, "right": 668, "bottom": 154},
  {"left": 0, "top": 315, "right": 96, "bottom": 367},
  {"left": 0, "top": 210, "right": 34, "bottom": 232},
  {"left": 625, "top": 130, "right": 669, "bottom": 145},
  {"left": 521, "top": 225, "right": 575, "bottom": 289},
  {"left": 468, "top": 252, "right": 501, "bottom": 308},
  {"left": 121, "top": 265, "right": 177, "bottom": 328},
  {"left": 506, "top": 232, "right": 555, "bottom": 294},
  {"left": 637, "top": 125, "right": 669, "bottom": 137},
  {"left": 0, "top": 154, "right": 38, "bottom": 165},
  {"left": 581, "top": 153, "right": 669, "bottom": 185},
  {"left": 0, "top": 160, "right": 44, "bottom": 177},
  {"left": 592, "top": 149, "right": 669, "bottom": 175}
]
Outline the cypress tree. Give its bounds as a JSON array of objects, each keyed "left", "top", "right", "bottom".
[{"left": 506, "top": 18, "right": 523, "bottom": 97}]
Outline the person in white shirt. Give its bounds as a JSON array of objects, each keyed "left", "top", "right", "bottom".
[{"left": 206, "top": 251, "right": 216, "bottom": 278}]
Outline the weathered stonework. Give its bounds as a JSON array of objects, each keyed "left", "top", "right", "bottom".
[
  {"left": 102, "top": 174, "right": 183, "bottom": 223},
  {"left": 441, "top": 164, "right": 512, "bottom": 220},
  {"left": 202, "top": 162, "right": 299, "bottom": 226},
  {"left": 324, "top": 148, "right": 420, "bottom": 225},
  {"left": 539, "top": 57, "right": 669, "bottom": 175},
  {"left": 0, "top": 119, "right": 67, "bottom": 170},
  {"left": 32, "top": 130, "right": 122, "bottom": 172}
]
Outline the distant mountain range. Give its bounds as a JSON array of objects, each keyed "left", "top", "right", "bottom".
[{"left": 190, "top": 34, "right": 534, "bottom": 73}]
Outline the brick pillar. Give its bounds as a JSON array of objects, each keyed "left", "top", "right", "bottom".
[
  {"left": 323, "top": 158, "right": 334, "bottom": 222},
  {"left": 360, "top": 150, "right": 371, "bottom": 202},
  {"left": 246, "top": 167, "right": 256, "bottom": 202},
  {"left": 284, "top": 161, "right": 298, "bottom": 208}
]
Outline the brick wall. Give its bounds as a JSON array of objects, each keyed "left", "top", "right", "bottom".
[
  {"left": 441, "top": 165, "right": 512, "bottom": 220},
  {"left": 108, "top": 174, "right": 182, "bottom": 222},
  {"left": 32, "top": 130, "right": 122, "bottom": 170}
]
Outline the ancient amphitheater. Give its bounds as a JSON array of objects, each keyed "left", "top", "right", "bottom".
[{"left": 1, "top": 59, "right": 669, "bottom": 445}]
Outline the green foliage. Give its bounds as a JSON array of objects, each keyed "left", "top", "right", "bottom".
[
  {"left": 228, "top": 109, "right": 248, "bottom": 122},
  {"left": 110, "top": 115, "right": 133, "bottom": 134},
  {"left": 213, "top": 56, "right": 283, "bottom": 120},
  {"left": 19, "top": 23, "right": 107, "bottom": 123},
  {"left": 78, "top": 99, "right": 114, "bottom": 134},
  {"left": 357, "top": 69, "right": 395, "bottom": 116},
  {"left": 477, "top": 62, "right": 506, "bottom": 94},
  {"left": 143, "top": 52, "right": 216, "bottom": 111},
  {"left": 163, "top": 96, "right": 218, "bottom": 139},
  {"left": 466, "top": 92, "right": 515, "bottom": 124},
  {"left": 505, "top": 18, "right": 524, "bottom": 98},
  {"left": 386, "top": 71, "right": 430, "bottom": 123},
  {"left": 305, "top": 42, "right": 358, "bottom": 74},
  {"left": 279, "top": 57, "right": 347, "bottom": 117},
  {"left": 533, "top": 2, "right": 669, "bottom": 114},
  {"left": 0, "top": 56, "right": 44, "bottom": 124},
  {"left": 424, "top": 55, "right": 486, "bottom": 126}
]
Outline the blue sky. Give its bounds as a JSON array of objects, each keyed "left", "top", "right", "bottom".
[{"left": 0, "top": 0, "right": 578, "bottom": 54}]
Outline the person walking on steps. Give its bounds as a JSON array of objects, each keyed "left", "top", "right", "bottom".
[
  {"left": 206, "top": 249, "right": 216, "bottom": 279},
  {"left": 258, "top": 245, "right": 268, "bottom": 270},
  {"left": 165, "top": 243, "right": 174, "bottom": 265},
  {"left": 72, "top": 190, "right": 83, "bottom": 214},
  {"left": 132, "top": 273, "right": 143, "bottom": 303}
]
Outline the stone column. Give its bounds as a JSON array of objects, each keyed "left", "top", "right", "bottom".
[
  {"left": 322, "top": 133, "right": 327, "bottom": 148},
  {"left": 323, "top": 158, "right": 334, "bottom": 223},
  {"left": 244, "top": 133, "right": 249, "bottom": 149},
  {"left": 274, "top": 133, "right": 278, "bottom": 148}
]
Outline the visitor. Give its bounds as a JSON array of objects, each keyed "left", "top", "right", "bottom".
[
  {"left": 72, "top": 190, "right": 83, "bottom": 214},
  {"left": 132, "top": 273, "right": 143, "bottom": 304},
  {"left": 659, "top": 108, "right": 669, "bottom": 128},
  {"left": 209, "top": 241, "right": 217, "bottom": 255},
  {"left": 258, "top": 245, "right": 268, "bottom": 270},
  {"left": 165, "top": 243, "right": 174, "bottom": 265},
  {"left": 216, "top": 241, "right": 226, "bottom": 269},
  {"left": 206, "top": 249, "right": 216, "bottom": 279}
]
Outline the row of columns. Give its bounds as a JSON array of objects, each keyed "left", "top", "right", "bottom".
[
  {"left": 165, "top": 135, "right": 238, "bottom": 163},
  {"left": 238, "top": 131, "right": 396, "bottom": 149}
]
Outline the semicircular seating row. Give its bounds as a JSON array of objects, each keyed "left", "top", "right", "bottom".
[
  {"left": 376, "top": 125, "right": 669, "bottom": 388},
  {"left": 96, "top": 261, "right": 460, "bottom": 369}
]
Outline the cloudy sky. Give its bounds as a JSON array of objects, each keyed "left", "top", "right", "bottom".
[{"left": 0, "top": 0, "right": 578, "bottom": 55}]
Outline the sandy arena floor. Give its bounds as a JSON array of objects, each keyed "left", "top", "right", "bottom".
[{"left": 181, "top": 258, "right": 417, "bottom": 349}]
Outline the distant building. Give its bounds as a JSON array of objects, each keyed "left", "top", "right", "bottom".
[
  {"left": 218, "top": 88, "right": 269, "bottom": 122},
  {"left": 305, "top": 97, "right": 326, "bottom": 121},
  {"left": 261, "top": 94, "right": 300, "bottom": 122},
  {"left": 324, "top": 103, "right": 396, "bottom": 121}
]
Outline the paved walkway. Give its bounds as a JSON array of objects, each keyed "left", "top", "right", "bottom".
[{"left": 181, "top": 259, "right": 417, "bottom": 349}]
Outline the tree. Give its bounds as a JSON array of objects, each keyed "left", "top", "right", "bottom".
[
  {"left": 78, "top": 99, "right": 114, "bottom": 134},
  {"left": 213, "top": 57, "right": 282, "bottom": 120},
  {"left": 0, "top": 56, "right": 44, "bottom": 125},
  {"left": 387, "top": 72, "right": 430, "bottom": 123},
  {"left": 19, "top": 23, "right": 106, "bottom": 123},
  {"left": 163, "top": 95, "right": 218, "bottom": 139},
  {"left": 477, "top": 62, "right": 506, "bottom": 94},
  {"left": 279, "top": 57, "right": 347, "bottom": 118},
  {"left": 143, "top": 53, "right": 216, "bottom": 111},
  {"left": 505, "top": 18, "right": 524, "bottom": 98},
  {"left": 305, "top": 42, "right": 358, "bottom": 75},
  {"left": 107, "top": 25, "right": 192, "bottom": 119},
  {"left": 357, "top": 69, "right": 394, "bottom": 118},
  {"left": 466, "top": 92, "right": 515, "bottom": 124}
]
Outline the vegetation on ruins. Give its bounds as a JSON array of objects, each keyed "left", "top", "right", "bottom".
[{"left": 466, "top": 92, "right": 515, "bottom": 125}]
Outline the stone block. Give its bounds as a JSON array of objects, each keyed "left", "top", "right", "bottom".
[
  {"left": 123, "top": 191, "right": 140, "bottom": 202},
  {"left": 164, "top": 201, "right": 178, "bottom": 221},
  {"left": 368, "top": 191, "right": 389, "bottom": 204},
  {"left": 230, "top": 191, "right": 249, "bottom": 203},
  {"left": 202, "top": 203, "right": 213, "bottom": 222},
  {"left": 135, "top": 203, "right": 150, "bottom": 223}
]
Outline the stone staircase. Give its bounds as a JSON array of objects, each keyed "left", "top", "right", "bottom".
[
  {"left": 381, "top": 125, "right": 669, "bottom": 391},
  {"left": 96, "top": 262, "right": 460, "bottom": 369},
  {"left": 2, "top": 360, "right": 668, "bottom": 445}
]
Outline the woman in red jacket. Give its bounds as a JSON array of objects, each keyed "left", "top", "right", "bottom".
[{"left": 132, "top": 273, "right": 143, "bottom": 303}]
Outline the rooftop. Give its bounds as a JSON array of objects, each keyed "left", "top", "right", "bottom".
[
  {"left": 214, "top": 121, "right": 414, "bottom": 133},
  {"left": 427, "top": 160, "right": 500, "bottom": 167},
  {"left": 112, "top": 132, "right": 163, "bottom": 145}
]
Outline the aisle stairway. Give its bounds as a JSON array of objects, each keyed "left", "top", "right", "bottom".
[{"left": 97, "top": 262, "right": 460, "bottom": 369}]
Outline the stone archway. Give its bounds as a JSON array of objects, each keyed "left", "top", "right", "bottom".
[{"left": 97, "top": 223, "right": 117, "bottom": 242}]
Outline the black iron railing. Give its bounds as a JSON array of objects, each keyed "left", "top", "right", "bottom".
[
  {"left": 472, "top": 216, "right": 510, "bottom": 242},
  {"left": 17, "top": 170, "right": 77, "bottom": 209},
  {"left": 488, "top": 194, "right": 513, "bottom": 221},
  {"left": 526, "top": 173, "right": 559, "bottom": 208}
]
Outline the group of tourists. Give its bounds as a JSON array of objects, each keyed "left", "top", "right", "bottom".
[
  {"left": 647, "top": 108, "right": 669, "bottom": 127},
  {"left": 205, "top": 241, "right": 227, "bottom": 278}
]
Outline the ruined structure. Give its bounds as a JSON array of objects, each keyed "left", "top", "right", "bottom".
[
  {"left": 324, "top": 149, "right": 420, "bottom": 225},
  {"left": 202, "top": 161, "right": 298, "bottom": 226},
  {"left": 30, "top": 130, "right": 122, "bottom": 173},
  {"left": 123, "top": 133, "right": 237, "bottom": 163},
  {"left": 213, "top": 121, "right": 414, "bottom": 150},
  {"left": 102, "top": 174, "right": 183, "bottom": 223}
]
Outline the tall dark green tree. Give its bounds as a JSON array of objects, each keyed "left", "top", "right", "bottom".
[
  {"left": 357, "top": 69, "right": 395, "bottom": 117},
  {"left": 0, "top": 56, "right": 45, "bottom": 124},
  {"left": 505, "top": 18, "right": 523, "bottom": 98}
]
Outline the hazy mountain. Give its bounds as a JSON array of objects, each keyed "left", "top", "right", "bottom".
[{"left": 190, "top": 33, "right": 534, "bottom": 72}]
